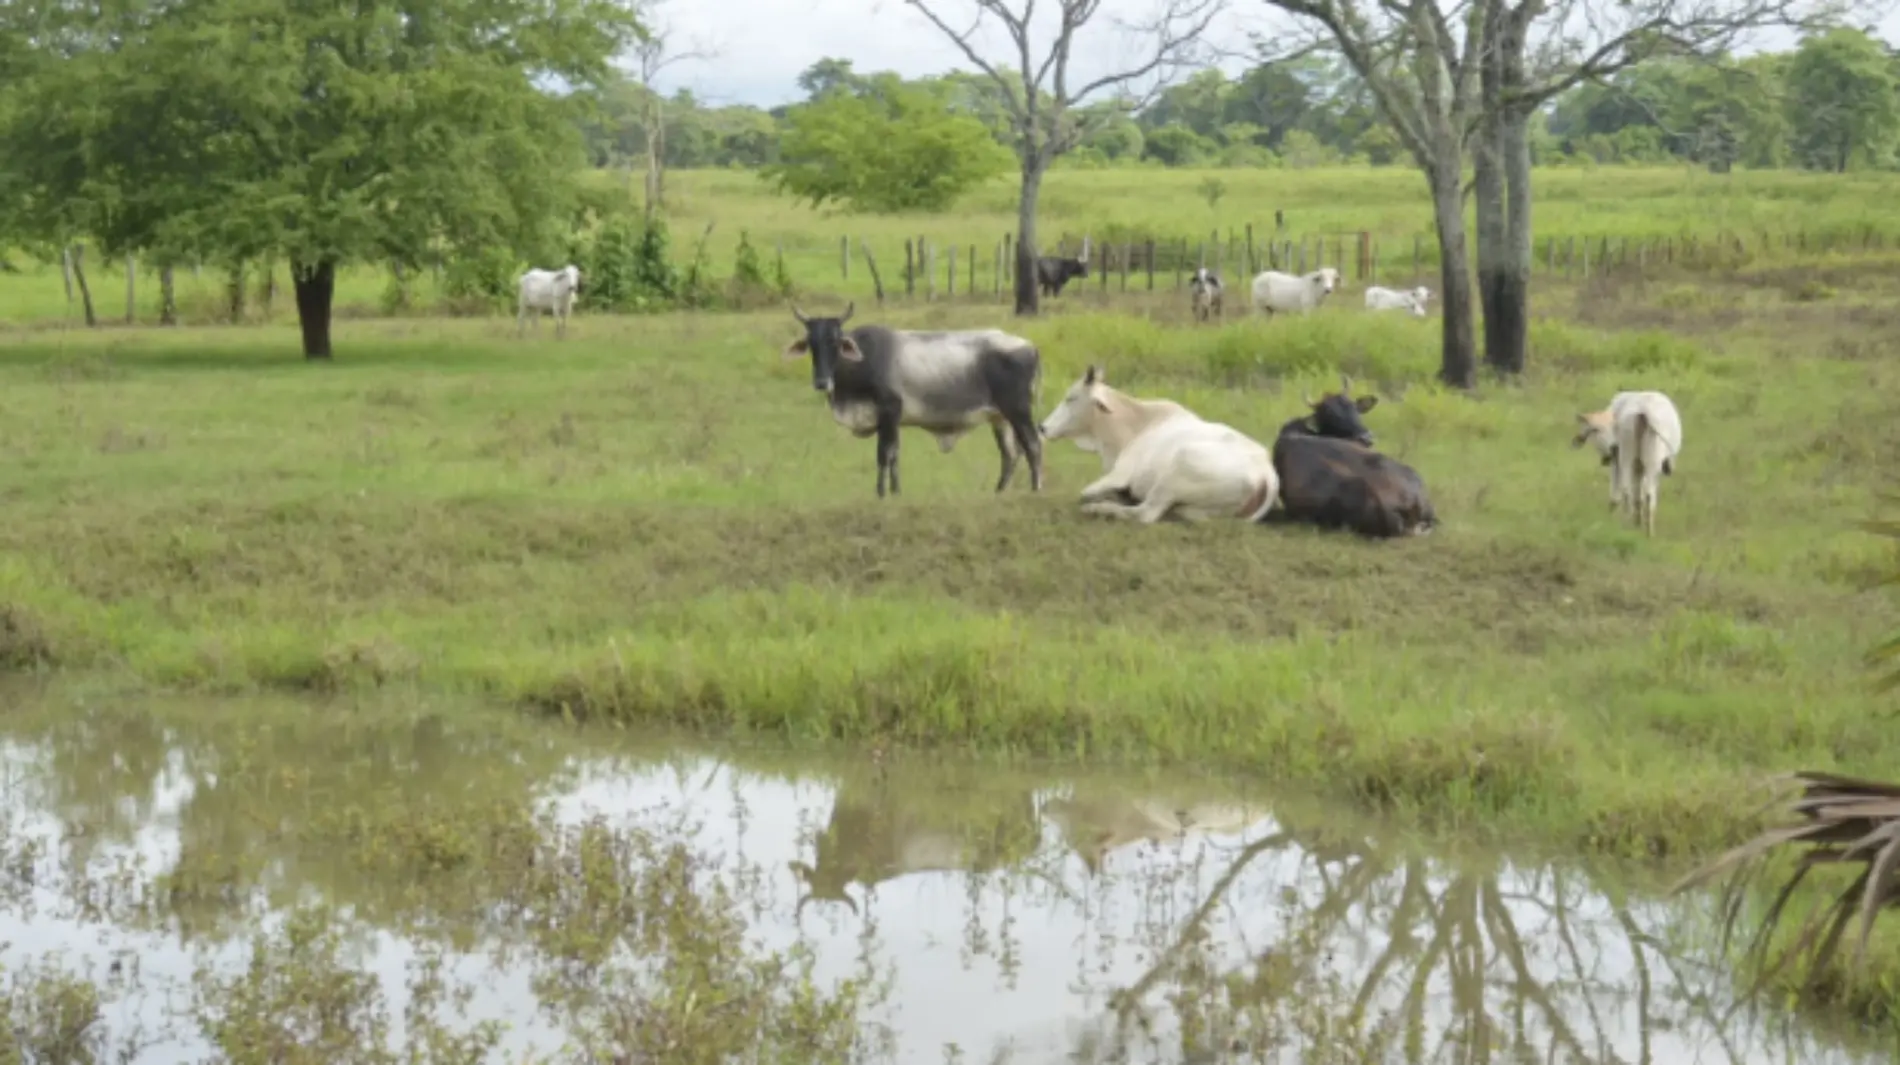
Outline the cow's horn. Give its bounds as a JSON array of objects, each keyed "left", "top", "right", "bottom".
[
  {"left": 1301, "top": 389, "right": 1316, "bottom": 407},
  {"left": 790, "top": 303, "right": 810, "bottom": 324},
  {"left": 839, "top": 300, "right": 855, "bottom": 325},
  {"left": 1339, "top": 372, "right": 1353, "bottom": 394}
]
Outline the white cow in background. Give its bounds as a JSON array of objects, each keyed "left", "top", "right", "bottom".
[
  {"left": 1364, "top": 285, "right": 1431, "bottom": 317},
  {"left": 517, "top": 264, "right": 583, "bottom": 339},
  {"left": 1250, "top": 267, "right": 1340, "bottom": 316},
  {"left": 1037, "top": 365, "right": 1279, "bottom": 525}
]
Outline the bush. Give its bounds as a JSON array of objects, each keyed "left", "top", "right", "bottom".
[{"left": 581, "top": 214, "right": 680, "bottom": 313}]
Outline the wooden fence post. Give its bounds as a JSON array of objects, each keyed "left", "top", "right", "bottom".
[
  {"left": 861, "top": 241, "right": 886, "bottom": 305},
  {"left": 1245, "top": 223, "right": 1256, "bottom": 275},
  {"left": 840, "top": 236, "right": 850, "bottom": 280},
  {"left": 946, "top": 244, "right": 956, "bottom": 297},
  {"left": 124, "top": 254, "right": 136, "bottom": 324},
  {"left": 924, "top": 240, "right": 935, "bottom": 301},
  {"left": 904, "top": 240, "right": 915, "bottom": 297},
  {"left": 994, "top": 242, "right": 1004, "bottom": 299},
  {"left": 1146, "top": 239, "right": 1156, "bottom": 290},
  {"left": 159, "top": 264, "right": 177, "bottom": 325}
]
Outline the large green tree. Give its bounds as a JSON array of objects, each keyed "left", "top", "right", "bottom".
[
  {"left": 1, "top": 0, "right": 642, "bottom": 358},
  {"left": 761, "top": 72, "right": 1013, "bottom": 213},
  {"left": 1784, "top": 27, "right": 1900, "bottom": 173}
]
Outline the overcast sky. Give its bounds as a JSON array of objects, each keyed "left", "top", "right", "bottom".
[{"left": 637, "top": 0, "right": 1900, "bottom": 110}]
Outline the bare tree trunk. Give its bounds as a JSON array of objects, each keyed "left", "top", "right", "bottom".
[
  {"left": 1428, "top": 164, "right": 1477, "bottom": 389},
  {"left": 1474, "top": 129, "right": 1508, "bottom": 375},
  {"left": 1494, "top": 109, "right": 1535, "bottom": 376},
  {"left": 70, "top": 244, "right": 97, "bottom": 327},
  {"left": 643, "top": 97, "right": 667, "bottom": 219},
  {"left": 159, "top": 265, "right": 177, "bottom": 325},
  {"left": 1478, "top": 0, "right": 1533, "bottom": 377},
  {"left": 227, "top": 262, "right": 247, "bottom": 322},
  {"left": 291, "top": 259, "right": 336, "bottom": 359},
  {"left": 1474, "top": 10, "right": 1512, "bottom": 378},
  {"left": 1013, "top": 160, "right": 1045, "bottom": 317}
]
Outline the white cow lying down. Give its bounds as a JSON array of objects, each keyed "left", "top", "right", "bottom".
[
  {"left": 517, "top": 264, "right": 583, "bottom": 339},
  {"left": 1572, "top": 389, "right": 1684, "bottom": 537},
  {"left": 1250, "top": 267, "right": 1340, "bottom": 316},
  {"left": 1037, "top": 364, "right": 1280, "bottom": 524},
  {"left": 1364, "top": 284, "right": 1431, "bottom": 317}
]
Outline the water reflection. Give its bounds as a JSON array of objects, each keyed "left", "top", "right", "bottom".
[{"left": 0, "top": 692, "right": 1886, "bottom": 1064}]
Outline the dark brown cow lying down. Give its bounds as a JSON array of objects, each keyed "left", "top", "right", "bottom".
[{"left": 1262, "top": 374, "right": 1437, "bottom": 539}]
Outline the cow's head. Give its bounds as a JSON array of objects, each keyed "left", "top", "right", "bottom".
[
  {"left": 787, "top": 859, "right": 860, "bottom": 920},
  {"left": 1407, "top": 286, "right": 1430, "bottom": 317},
  {"left": 782, "top": 301, "right": 858, "bottom": 393},
  {"left": 1038, "top": 364, "right": 1111, "bottom": 451},
  {"left": 1298, "top": 372, "right": 1379, "bottom": 447},
  {"left": 564, "top": 264, "right": 584, "bottom": 293},
  {"left": 1312, "top": 267, "right": 1341, "bottom": 295},
  {"left": 1572, "top": 409, "right": 1617, "bottom": 465}
]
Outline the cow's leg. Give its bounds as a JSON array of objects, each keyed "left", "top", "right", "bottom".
[
  {"left": 517, "top": 301, "right": 527, "bottom": 338},
  {"left": 1077, "top": 471, "right": 1132, "bottom": 504},
  {"left": 1085, "top": 487, "right": 1178, "bottom": 524},
  {"left": 991, "top": 423, "right": 1019, "bottom": 493},
  {"left": 874, "top": 410, "right": 901, "bottom": 498},
  {"left": 1012, "top": 414, "right": 1043, "bottom": 492}
]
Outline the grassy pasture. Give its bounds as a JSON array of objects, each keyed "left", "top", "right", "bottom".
[
  {"left": 3, "top": 165, "right": 1900, "bottom": 1018},
  {"left": 5, "top": 164, "right": 1900, "bottom": 326}
]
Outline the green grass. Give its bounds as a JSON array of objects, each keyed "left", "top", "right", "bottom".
[
  {"left": 4, "top": 163, "right": 1900, "bottom": 1020},
  {"left": 6, "top": 164, "right": 1900, "bottom": 327},
  {"left": 1, "top": 249, "right": 1897, "bottom": 861}
]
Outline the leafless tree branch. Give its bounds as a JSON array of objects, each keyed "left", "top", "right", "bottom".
[
  {"left": 1507, "top": 0, "right": 1855, "bottom": 108},
  {"left": 902, "top": 0, "right": 1230, "bottom": 160}
]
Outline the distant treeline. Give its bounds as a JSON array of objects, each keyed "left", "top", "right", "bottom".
[{"left": 586, "top": 27, "right": 1900, "bottom": 175}]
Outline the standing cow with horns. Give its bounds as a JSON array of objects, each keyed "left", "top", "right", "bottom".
[{"left": 779, "top": 302, "right": 1046, "bottom": 499}]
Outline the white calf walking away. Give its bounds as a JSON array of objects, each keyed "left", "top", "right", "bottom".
[
  {"left": 1572, "top": 390, "right": 1684, "bottom": 537},
  {"left": 517, "top": 264, "right": 583, "bottom": 339},
  {"left": 1037, "top": 364, "right": 1279, "bottom": 525}
]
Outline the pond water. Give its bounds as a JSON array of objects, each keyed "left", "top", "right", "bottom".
[{"left": 0, "top": 685, "right": 1888, "bottom": 1064}]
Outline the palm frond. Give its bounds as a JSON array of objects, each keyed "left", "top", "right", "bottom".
[{"left": 1671, "top": 771, "right": 1900, "bottom": 997}]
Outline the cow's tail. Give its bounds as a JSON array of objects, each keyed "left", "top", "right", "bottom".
[
  {"left": 1239, "top": 472, "right": 1278, "bottom": 523},
  {"left": 1633, "top": 410, "right": 1653, "bottom": 479}
]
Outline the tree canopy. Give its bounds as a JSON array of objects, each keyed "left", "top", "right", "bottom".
[
  {"left": 0, "top": 0, "right": 644, "bottom": 357},
  {"left": 759, "top": 72, "right": 1015, "bottom": 213}
]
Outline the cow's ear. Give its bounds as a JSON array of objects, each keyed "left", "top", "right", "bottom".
[
  {"left": 782, "top": 338, "right": 810, "bottom": 360},
  {"left": 1354, "top": 395, "right": 1378, "bottom": 413},
  {"left": 1084, "top": 364, "right": 1100, "bottom": 384},
  {"left": 1093, "top": 395, "right": 1112, "bottom": 413},
  {"left": 836, "top": 337, "right": 864, "bottom": 362}
]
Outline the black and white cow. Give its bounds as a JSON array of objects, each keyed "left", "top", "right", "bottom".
[
  {"left": 781, "top": 302, "right": 1045, "bottom": 499},
  {"left": 1035, "top": 236, "right": 1092, "bottom": 299},
  {"left": 1189, "top": 267, "right": 1223, "bottom": 323}
]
